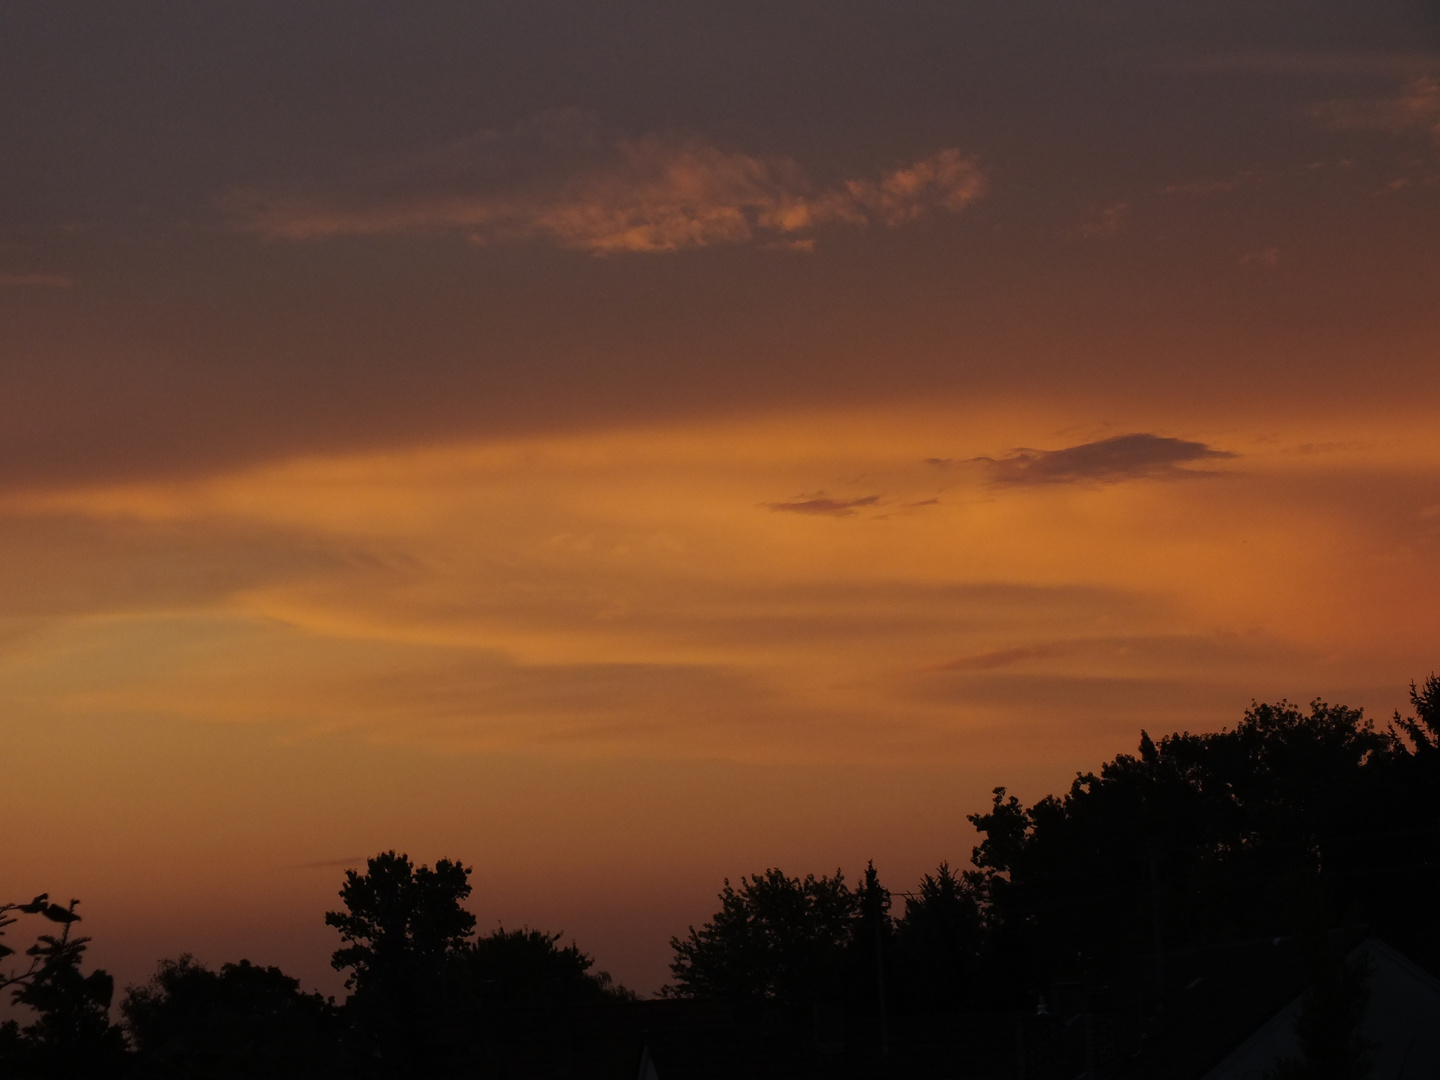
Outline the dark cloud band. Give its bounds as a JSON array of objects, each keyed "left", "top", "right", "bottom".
[{"left": 976, "top": 433, "right": 1236, "bottom": 486}]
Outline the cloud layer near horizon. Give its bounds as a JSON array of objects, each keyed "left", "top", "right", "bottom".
[{"left": 223, "top": 117, "right": 986, "bottom": 253}]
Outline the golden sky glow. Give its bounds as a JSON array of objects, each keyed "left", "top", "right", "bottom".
[
  {"left": 7, "top": 396, "right": 1440, "bottom": 991},
  {"left": 2, "top": 1, "right": 1439, "bottom": 996}
]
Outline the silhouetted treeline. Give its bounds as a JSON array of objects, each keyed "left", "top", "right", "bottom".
[
  {"left": 121, "top": 957, "right": 339, "bottom": 1078},
  {"left": 2, "top": 678, "right": 1437, "bottom": 1077},
  {"left": 962, "top": 689, "right": 1440, "bottom": 1007},
  {"left": 324, "top": 852, "right": 632, "bottom": 1076},
  {"left": 666, "top": 681, "right": 1440, "bottom": 1023},
  {"left": 2, "top": 853, "right": 630, "bottom": 1079}
]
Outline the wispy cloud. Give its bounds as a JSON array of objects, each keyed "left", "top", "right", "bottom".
[
  {"left": 1071, "top": 202, "right": 1129, "bottom": 240},
  {"left": 928, "top": 642, "right": 1075, "bottom": 671},
  {"left": 976, "top": 433, "right": 1236, "bottom": 487},
  {"left": 223, "top": 114, "right": 986, "bottom": 254},
  {"left": 1310, "top": 76, "right": 1440, "bottom": 144},
  {"left": 0, "top": 273, "right": 72, "bottom": 288},
  {"left": 1239, "top": 246, "right": 1281, "bottom": 269},
  {"left": 765, "top": 494, "right": 880, "bottom": 517}
]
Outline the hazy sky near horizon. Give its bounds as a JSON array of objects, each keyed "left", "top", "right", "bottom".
[{"left": 3, "top": 0, "right": 1440, "bottom": 996}]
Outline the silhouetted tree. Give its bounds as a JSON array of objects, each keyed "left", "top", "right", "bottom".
[
  {"left": 1389, "top": 673, "right": 1440, "bottom": 756},
  {"left": 1, "top": 899, "right": 126, "bottom": 1079},
  {"left": 1371, "top": 674, "right": 1440, "bottom": 967},
  {"left": 1, "top": 895, "right": 72, "bottom": 997},
  {"left": 122, "top": 955, "right": 339, "bottom": 1079},
  {"left": 456, "top": 927, "right": 634, "bottom": 1008},
  {"left": 668, "top": 867, "right": 861, "bottom": 1011},
  {"left": 891, "top": 862, "right": 983, "bottom": 1013},
  {"left": 846, "top": 861, "right": 894, "bottom": 1018},
  {"left": 326, "top": 851, "right": 475, "bottom": 1075}
]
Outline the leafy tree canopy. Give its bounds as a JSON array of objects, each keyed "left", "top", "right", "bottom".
[
  {"left": 891, "top": 862, "right": 984, "bottom": 1013},
  {"left": 326, "top": 850, "right": 476, "bottom": 996},
  {"left": 966, "top": 691, "right": 1440, "bottom": 992},
  {"left": 0, "top": 900, "right": 125, "bottom": 1080},
  {"left": 457, "top": 927, "right": 634, "bottom": 1007},
  {"left": 122, "top": 955, "right": 337, "bottom": 1079},
  {"left": 668, "top": 867, "right": 861, "bottom": 1008}
]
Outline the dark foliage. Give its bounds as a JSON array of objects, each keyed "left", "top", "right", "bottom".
[
  {"left": 122, "top": 955, "right": 339, "bottom": 1079},
  {"left": 667, "top": 867, "right": 862, "bottom": 1010},
  {"left": 666, "top": 678, "right": 1440, "bottom": 1073},
  {"left": 847, "top": 861, "right": 894, "bottom": 1018},
  {"left": 325, "top": 850, "right": 476, "bottom": 1074},
  {"left": 891, "top": 863, "right": 983, "bottom": 1013},
  {"left": 457, "top": 927, "right": 634, "bottom": 1008},
  {"left": 1266, "top": 942, "right": 1376, "bottom": 1080},
  {"left": 0, "top": 912, "right": 126, "bottom": 1080},
  {"left": 326, "top": 850, "right": 477, "bottom": 997},
  {"left": 3, "top": 676, "right": 1434, "bottom": 1078},
  {"left": 965, "top": 695, "right": 1440, "bottom": 998}
]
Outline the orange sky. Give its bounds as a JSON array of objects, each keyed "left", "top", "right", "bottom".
[{"left": 2, "top": 2, "right": 1439, "bottom": 996}]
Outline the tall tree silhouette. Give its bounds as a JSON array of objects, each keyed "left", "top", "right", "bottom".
[
  {"left": 891, "top": 863, "right": 983, "bottom": 1013},
  {"left": 326, "top": 852, "right": 475, "bottom": 1074},
  {"left": 848, "top": 861, "right": 894, "bottom": 1020},
  {"left": 1372, "top": 674, "right": 1440, "bottom": 967}
]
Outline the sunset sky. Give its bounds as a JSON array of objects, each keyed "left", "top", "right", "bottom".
[{"left": 4, "top": 1, "right": 1440, "bottom": 997}]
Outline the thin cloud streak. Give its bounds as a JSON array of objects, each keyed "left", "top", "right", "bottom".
[
  {"left": 224, "top": 119, "right": 986, "bottom": 254},
  {"left": 765, "top": 495, "right": 881, "bottom": 517},
  {"left": 929, "top": 643, "right": 1076, "bottom": 671},
  {"left": 976, "top": 433, "right": 1237, "bottom": 487}
]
